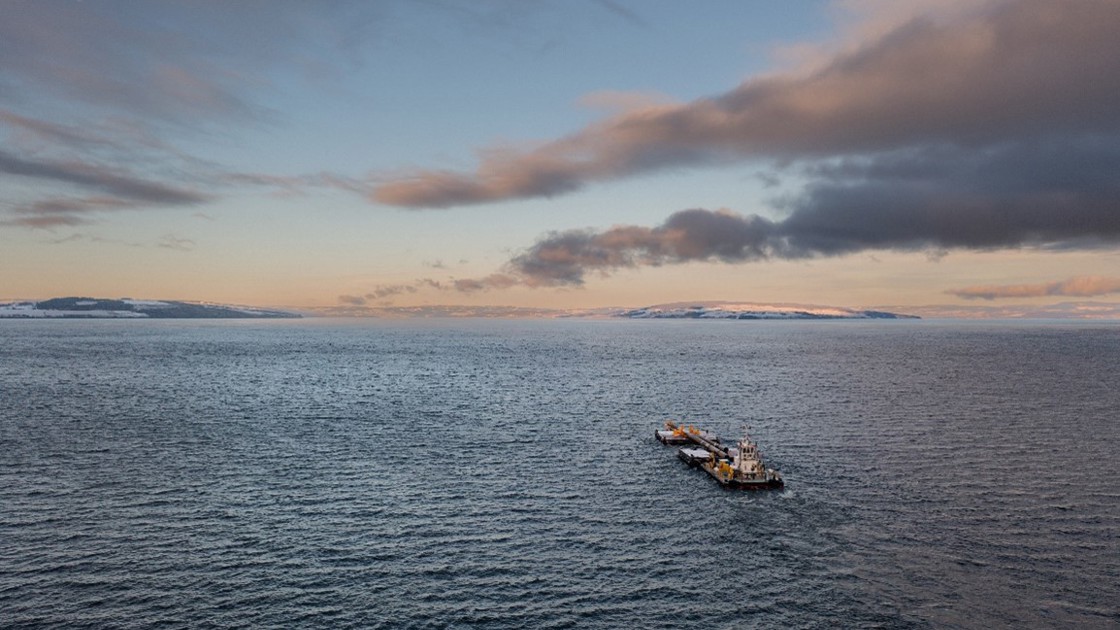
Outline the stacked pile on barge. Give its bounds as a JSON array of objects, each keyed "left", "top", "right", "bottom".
[{"left": 655, "top": 420, "right": 784, "bottom": 490}]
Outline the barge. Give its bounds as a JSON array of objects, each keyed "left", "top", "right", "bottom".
[
  {"left": 658, "top": 420, "right": 784, "bottom": 490},
  {"left": 655, "top": 423, "right": 718, "bottom": 445}
]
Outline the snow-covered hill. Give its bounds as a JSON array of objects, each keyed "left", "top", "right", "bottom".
[
  {"left": 0, "top": 297, "right": 301, "bottom": 319},
  {"left": 617, "top": 301, "right": 917, "bottom": 320}
]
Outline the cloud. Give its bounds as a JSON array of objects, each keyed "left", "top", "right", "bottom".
[
  {"left": 0, "top": 117, "right": 372, "bottom": 228},
  {"left": 373, "top": 0, "right": 1120, "bottom": 295},
  {"left": 0, "top": 3, "right": 385, "bottom": 228},
  {"left": 40, "top": 232, "right": 144, "bottom": 247},
  {"left": 875, "top": 301, "right": 1120, "bottom": 319},
  {"left": 2, "top": 196, "right": 144, "bottom": 228},
  {"left": 374, "top": 0, "right": 1120, "bottom": 208},
  {"left": 339, "top": 282, "right": 432, "bottom": 306},
  {"left": 778, "top": 138, "right": 1120, "bottom": 255},
  {"left": 577, "top": 91, "right": 675, "bottom": 114},
  {"left": 948, "top": 277, "right": 1120, "bottom": 300},
  {"left": 371, "top": 155, "right": 1115, "bottom": 289},
  {"left": 448, "top": 274, "right": 522, "bottom": 293},
  {"left": 225, "top": 172, "right": 373, "bottom": 197},
  {"left": 465, "top": 142, "right": 1120, "bottom": 286},
  {"left": 593, "top": 0, "right": 648, "bottom": 29},
  {"left": 505, "top": 210, "right": 774, "bottom": 286},
  {"left": 4, "top": 213, "right": 91, "bottom": 229},
  {"left": 0, "top": 149, "right": 208, "bottom": 206},
  {"left": 0, "top": 2, "right": 383, "bottom": 125},
  {"left": 341, "top": 275, "right": 527, "bottom": 302},
  {"left": 388, "top": 134, "right": 1116, "bottom": 287},
  {"left": 0, "top": 148, "right": 211, "bottom": 227},
  {"left": 0, "top": 109, "right": 118, "bottom": 149},
  {"left": 2, "top": 3, "right": 242, "bottom": 124},
  {"left": 512, "top": 135, "right": 1120, "bottom": 284},
  {"left": 366, "top": 284, "right": 419, "bottom": 300},
  {"left": 157, "top": 234, "right": 196, "bottom": 252}
]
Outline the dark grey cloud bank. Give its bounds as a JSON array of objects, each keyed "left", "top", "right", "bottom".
[
  {"left": 374, "top": 131, "right": 1120, "bottom": 294},
  {"left": 447, "top": 135, "right": 1120, "bottom": 288},
  {"left": 783, "top": 138, "right": 1120, "bottom": 254}
]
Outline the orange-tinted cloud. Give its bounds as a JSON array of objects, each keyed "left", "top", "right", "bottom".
[{"left": 948, "top": 276, "right": 1120, "bottom": 300}]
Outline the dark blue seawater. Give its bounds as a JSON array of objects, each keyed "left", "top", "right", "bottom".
[{"left": 1, "top": 319, "right": 1118, "bottom": 628}]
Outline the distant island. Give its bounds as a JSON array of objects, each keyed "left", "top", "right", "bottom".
[
  {"left": 0, "top": 297, "right": 301, "bottom": 319},
  {"left": 315, "top": 300, "right": 918, "bottom": 319},
  {"left": 1, "top": 297, "right": 918, "bottom": 320},
  {"left": 618, "top": 302, "right": 918, "bottom": 320}
]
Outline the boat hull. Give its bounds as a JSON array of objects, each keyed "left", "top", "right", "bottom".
[
  {"left": 699, "top": 463, "right": 784, "bottom": 490},
  {"left": 718, "top": 477, "right": 785, "bottom": 490}
]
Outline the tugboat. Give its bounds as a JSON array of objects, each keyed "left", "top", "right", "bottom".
[
  {"left": 657, "top": 421, "right": 784, "bottom": 490},
  {"left": 700, "top": 431, "right": 784, "bottom": 490}
]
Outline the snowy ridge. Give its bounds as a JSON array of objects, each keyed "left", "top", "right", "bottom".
[
  {"left": 618, "top": 301, "right": 917, "bottom": 320},
  {"left": 0, "top": 302, "right": 148, "bottom": 318},
  {"left": 0, "top": 297, "right": 301, "bottom": 319}
]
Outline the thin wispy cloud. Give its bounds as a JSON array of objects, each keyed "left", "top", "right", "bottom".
[
  {"left": 157, "top": 234, "right": 196, "bottom": 252},
  {"left": 0, "top": 109, "right": 119, "bottom": 150},
  {"left": 948, "top": 277, "right": 1120, "bottom": 300},
  {"left": 445, "top": 274, "right": 522, "bottom": 293},
  {"left": 4, "top": 213, "right": 90, "bottom": 229},
  {"left": 337, "top": 281, "right": 436, "bottom": 306},
  {"left": 0, "top": 2, "right": 380, "bottom": 125},
  {"left": 342, "top": 275, "right": 524, "bottom": 304},
  {"left": 40, "top": 232, "right": 154, "bottom": 249},
  {"left": 3, "top": 197, "right": 140, "bottom": 229},
  {"left": 0, "top": 150, "right": 208, "bottom": 206},
  {"left": 0, "top": 2, "right": 383, "bottom": 228},
  {"left": 225, "top": 172, "right": 374, "bottom": 197},
  {"left": 592, "top": 0, "right": 648, "bottom": 29},
  {"left": 0, "top": 148, "right": 211, "bottom": 228}
]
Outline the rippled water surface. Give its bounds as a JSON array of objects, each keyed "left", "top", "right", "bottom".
[{"left": 2, "top": 318, "right": 1118, "bottom": 628}]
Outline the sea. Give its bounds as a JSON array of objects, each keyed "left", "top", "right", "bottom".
[{"left": 1, "top": 318, "right": 1117, "bottom": 629}]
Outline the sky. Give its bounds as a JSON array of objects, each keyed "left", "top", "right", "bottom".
[{"left": 2, "top": 0, "right": 1119, "bottom": 316}]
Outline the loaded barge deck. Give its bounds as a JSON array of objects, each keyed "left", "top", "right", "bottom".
[{"left": 656, "top": 421, "right": 784, "bottom": 490}]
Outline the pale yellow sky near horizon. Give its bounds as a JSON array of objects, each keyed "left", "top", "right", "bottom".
[{"left": 4, "top": 248, "right": 1117, "bottom": 314}]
